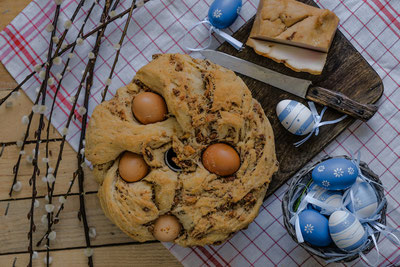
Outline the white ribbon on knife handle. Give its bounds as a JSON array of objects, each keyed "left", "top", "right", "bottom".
[
  {"left": 294, "top": 102, "right": 348, "bottom": 147},
  {"left": 183, "top": 18, "right": 243, "bottom": 51}
]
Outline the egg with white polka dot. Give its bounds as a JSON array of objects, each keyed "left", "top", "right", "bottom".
[
  {"left": 312, "top": 158, "right": 358, "bottom": 190},
  {"left": 208, "top": 0, "right": 242, "bottom": 29},
  {"left": 276, "top": 100, "right": 315, "bottom": 136},
  {"left": 329, "top": 210, "right": 367, "bottom": 252},
  {"left": 299, "top": 209, "right": 332, "bottom": 247}
]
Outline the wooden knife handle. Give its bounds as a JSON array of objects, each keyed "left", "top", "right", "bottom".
[{"left": 306, "top": 86, "right": 378, "bottom": 121}]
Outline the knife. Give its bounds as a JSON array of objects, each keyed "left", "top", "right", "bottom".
[{"left": 200, "top": 50, "right": 378, "bottom": 121}]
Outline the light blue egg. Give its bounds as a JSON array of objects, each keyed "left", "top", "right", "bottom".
[
  {"left": 208, "top": 0, "right": 242, "bottom": 29},
  {"left": 299, "top": 209, "right": 332, "bottom": 247},
  {"left": 329, "top": 210, "right": 367, "bottom": 251},
  {"left": 276, "top": 100, "right": 315, "bottom": 136},
  {"left": 312, "top": 158, "right": 358, "bottom": 190},
  {"left": 308, "top": 183, "right": 343, "bottom": 215},
  {"left": 347, "top": 181, "right": 378, "bottom": 219}
]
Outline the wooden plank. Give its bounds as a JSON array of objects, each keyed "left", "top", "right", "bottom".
[
  {"left": 0, "top": 0, "right": 29, "bottom": 31},
  {"left": 0, "top": 244, "right": 181, "bottom": 266},
  {"left": 0, "top": 78, "right": 17, "bottom": 91},
  {"left": 216, "top": 0, "right": 383, "bottom": 198},
  {"left": 0, "top": 91, "right": 62, "bottom": 143},
  {"left": 0, "top": 142, "right": 98, "bottom": 200},
  {"left": 0, "top": 0, "right": 27, "bottom": 90},
  {"left": 1, "top": 194, "right": 136, "bottom": 254}
]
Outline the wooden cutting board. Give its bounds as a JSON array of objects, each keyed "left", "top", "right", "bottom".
[{"left": 216, "top": 0, "right": 384, "bottom": 197}]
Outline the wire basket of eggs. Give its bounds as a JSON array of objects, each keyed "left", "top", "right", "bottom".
[{"left": 282, "top": 155, "right": 387, "bottom": 263}]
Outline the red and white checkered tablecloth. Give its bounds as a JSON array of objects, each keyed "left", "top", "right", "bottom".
[{"left": 1, "top": 0, "right": 399, "bottom": 266}]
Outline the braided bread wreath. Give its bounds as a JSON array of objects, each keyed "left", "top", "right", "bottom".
[{"left": 85, "top": 54, "right": 279, "bottom": 246}]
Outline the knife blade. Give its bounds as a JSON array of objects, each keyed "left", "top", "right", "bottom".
[{"left": 200, "top": 50, "right": 378, "bottom": 121}]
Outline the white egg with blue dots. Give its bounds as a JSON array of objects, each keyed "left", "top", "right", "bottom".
[
  {"left": 329, "top": 210, "right": 367, "bottom": 252},
  {"left": 276, "top": 100, "right": 315, "bottom": 136}
]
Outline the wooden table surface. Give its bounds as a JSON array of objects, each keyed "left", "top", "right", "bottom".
[{"left": 0, "top": 1, "right": 181, "bottom": 266}]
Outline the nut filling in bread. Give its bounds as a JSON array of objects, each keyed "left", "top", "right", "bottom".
[{"left": 85, "top": 54, "right": 278, "bottom": 246}]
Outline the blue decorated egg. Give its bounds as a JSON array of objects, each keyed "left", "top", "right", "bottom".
[
  {"left": 347, "top": 181, "right": 378, "bottom": 219},
  {"left": 276, "top": 100, "right": 315, "bottom": 136},
  {"left": 308, "top": 183, "right": 342, "bottom": 215},
  {"left": 312, "top": 158, "right": 358, "bottom": 190},
  {"left": 208, "top": 0, "right": 242, "bottom": 29},
  {"left": 299, "top": 209, "right": 332, "bottom": 247},
  {"left": 329, "top": 210, "right": 367, "bottom": 251}
]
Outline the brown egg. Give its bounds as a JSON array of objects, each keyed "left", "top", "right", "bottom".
[
  {"left": 202, "top": 143, "right": 240, "bottom": 176},
  {"left": 153, "top": 215, "right": 181, "bottom": 242},
  {"left": 131, "top": 92, "right": 168, "bottom": 124},
  {"left": 118, "top": 152, "right": 149, "bottom": 182}
]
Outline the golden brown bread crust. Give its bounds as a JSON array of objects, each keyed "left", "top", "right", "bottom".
[
  {"left": 86, "top": 54, "right": 278, "bottom": 246},
  {"left": 250, "top": 0, "right": 339, "bottom": 53}
]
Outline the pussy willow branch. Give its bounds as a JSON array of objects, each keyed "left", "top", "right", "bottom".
[
  {"left": 28, "top": 4, "right": 61, "bottom": 267},
  {"left": 102, "top": 0, "right": 138, "bottom": 102},
  {"left": 37, "top": 56, "right": 92, "bottom": 262},
  {"left": 8, "top": 0, "right": 87, "bottom": 198},
  {"left": 110, "top": 0, "right": 121, "bottom": 12},
  {"left": 42, "top": 2, "right": 109, "bottom": 243},
  {"left": 36, "top": 171, "right": 77, "bottom": 246},
  {"left": 42, "top": 2, "right": 97, "bottom": 264},
  {"left": 36, "top": 2, "right": 115, "bottom": 264},
  {"left": 44, "top": 1, "right": 96, "bottom": 182},
  {"left": 54, "top": 0, "right": 87, "bottom": 57},
  {"left": 44, "top": 0, "right": 96, "bottom": 219},
  {"left": 76, "top": 2, "right": 114, "bottom": 266},
  {"left": 0, "top": 4, "right": 135, "bottom": 107},
  {"left": 9, "top": 97, "right": 39, "bottom": 197},
  {"left": 46, "top": 0, "right": 117, "bottom": 230}
]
